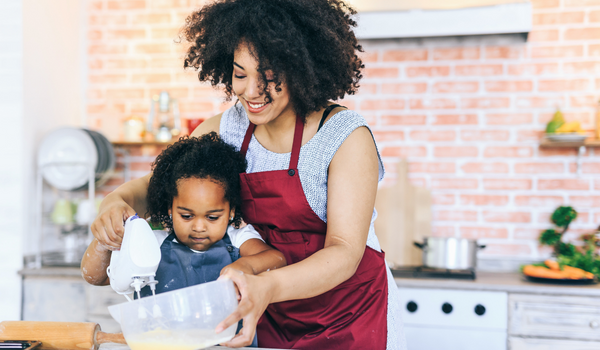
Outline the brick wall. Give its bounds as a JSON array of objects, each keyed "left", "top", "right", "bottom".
[{"left": 88, "top": 0, "right": 600, "bottom": 261}]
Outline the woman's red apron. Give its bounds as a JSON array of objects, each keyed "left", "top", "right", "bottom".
[{"left": 238, "top": 115, "right": 388, "bottom": 350}]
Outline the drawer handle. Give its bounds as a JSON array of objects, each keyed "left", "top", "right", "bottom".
[
  {"left": 474, "top": 304, "right": 486, "bottom": 316},
  {"left": 406, "top": 301, "right": 418, "bottom": 313},
  {"left": 442, "top": 302, "right": 453, "bottom": 314},
  {"left": 591, "top": 320, "right": 599, "bottom": 329}
]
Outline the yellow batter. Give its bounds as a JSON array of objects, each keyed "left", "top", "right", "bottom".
[{"left": 126, "top": 328, "right": 234, "bottom": 350}]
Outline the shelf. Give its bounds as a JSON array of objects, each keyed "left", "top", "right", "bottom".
[
  {"left": 539, "top": 138, "right": 600, "bottom": 148},
  {"left": 111, "top": 140, "right": 176, "bottom": 146}
]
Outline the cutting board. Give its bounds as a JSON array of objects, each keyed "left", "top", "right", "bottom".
[{"left": 374, "top": 159, "right": 431, "bottom": 267}]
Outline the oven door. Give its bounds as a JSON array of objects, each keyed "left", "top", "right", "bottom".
[{"left": 399, "top": 287, "right": 508, "bottom": 350}]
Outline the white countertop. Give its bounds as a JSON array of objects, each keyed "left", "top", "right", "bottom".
[{"left": 395, "top": 271, "right": 600, "bottom": 297}]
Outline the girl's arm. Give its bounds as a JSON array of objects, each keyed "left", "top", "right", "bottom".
[
  {"left": 218, "top": 126, "right": 379, "bottom": 347},
  {"left": 80, "top": 238, "right": 111, "bottom": 286},
  {"left": 221, "top": 239, "right": 286, "bottom": 276},
  {"left": 91, "top": 114, "right": 222, "bottom": 250}
]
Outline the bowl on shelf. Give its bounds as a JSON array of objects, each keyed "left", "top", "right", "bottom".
[{"left": 545, "top": 133, "right": 587, "bottom": 143}]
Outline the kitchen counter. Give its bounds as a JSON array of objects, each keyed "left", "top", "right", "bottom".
[
  {"left": 19, "top": 267, "right": 82, "bottom": 277},
  {"left": 99, "top": 345, "right": 281, "bottom": 350},
  {"left": 395, "top": 271, "right": 600, "bottom": 297}
]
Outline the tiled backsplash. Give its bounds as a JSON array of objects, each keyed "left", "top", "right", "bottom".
[{"left": 88, "top": 0, "right": 600, "bottom": 261}]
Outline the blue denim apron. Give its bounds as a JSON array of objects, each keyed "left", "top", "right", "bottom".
[{"left": 140, "top": 232, "right": 257, "bottom": 347}]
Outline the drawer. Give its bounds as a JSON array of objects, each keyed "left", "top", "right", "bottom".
[
  {"left": 86, "top": 284, "right": 127, "bottom": 316},
  {"left": 509, "top": 293, "right": 600, "bottom": 341},
  {"left": 509, "top": 336, "right": 600, "bottom": 350},
  {"left": 398, "top": 288, "right": 507, "bottom": 330},
  {"left": 406, "top": 326, "right": 506, "bottom": 350}
]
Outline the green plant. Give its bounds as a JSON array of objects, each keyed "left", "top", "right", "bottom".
[{"left": 538, "top": 206, "right": 600, "bottom": 277}]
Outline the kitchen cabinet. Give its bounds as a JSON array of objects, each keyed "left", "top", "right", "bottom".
[
  {"left": 20, "top": 268, "right": 122, "bottom": 333},
  {"left": 509, "top": 337, "right": 600, "bottom": 350}
]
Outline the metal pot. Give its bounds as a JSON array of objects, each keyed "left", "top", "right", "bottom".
[{"left": 413, "top": 237, "right": 486, "bottom": 270}]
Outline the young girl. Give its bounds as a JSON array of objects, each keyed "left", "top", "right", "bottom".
[{"left": 81, "top": 132, "right": 286, "bottom": 305}]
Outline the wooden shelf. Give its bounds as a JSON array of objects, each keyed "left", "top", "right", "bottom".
[
  {"left": 111, "top": 140, "right": 177, "bottom": 146},
  {"left": 539, "top": 137, "right": 600, "bottom": 148}
]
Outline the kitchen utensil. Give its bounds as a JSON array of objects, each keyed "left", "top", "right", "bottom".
[
  {"left": 50, "top": 199, "right": 74, "bottom": 225},
  {"left": 108, "top": 279, "right": 238, "bottom": 350},
  {"left": 75, "top": 199, "right": 96, "bottom": 226},
  {"left": 38, "top": 128, "right": 98, "bottom": 191},
  {"left": 413, "top": 237, "right": 486, "bottom": 270},
  {"left": 0, "top": 340, "right": 41, "bottom": 349},
  {"left": 0, "top": 321, "right": 126, "bottom": 350},
  {"left": 107, "top": 215, "right": 161, "bottom": 298},
  {"left": 374, "top": 159, "right": 431, "bottom": 267},
  {"left": 147, "top": 91, "right": 181, "bottom": 142},
  {"left": 186, "top": 118, "right": 204, "bottom": 134}
]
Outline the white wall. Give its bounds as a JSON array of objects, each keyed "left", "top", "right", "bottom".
[
  {"left": 0, "top": 0, "right": 86, "bottom": 321},
  {"left": 0, "top": 0, "right": 25, "bottom": 321}
]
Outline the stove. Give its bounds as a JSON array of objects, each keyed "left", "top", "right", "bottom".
[{"left": 391, "top": 265, "right": 476, "bottom": 280}]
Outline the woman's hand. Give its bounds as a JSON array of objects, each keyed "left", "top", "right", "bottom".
[
  {"left": 91, "top": 199, "right": 136, "bottom": 251},
  {"left": 216, "top": 268, "right": 275, "bottom": 348}
]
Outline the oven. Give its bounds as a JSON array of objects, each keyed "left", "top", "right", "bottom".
[{"left": 398, "top": 287, "right": 508, "bottom": 350}]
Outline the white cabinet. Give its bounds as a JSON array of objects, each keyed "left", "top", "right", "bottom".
[
  {"left": 509, "top": 336, "right": 600, "bottom": 350},
  {"left": 509, "top": 293, "right": 600, "bottom": 342},
  {"left": 21, "top": 268, "right": 122, "bottom": 333}
]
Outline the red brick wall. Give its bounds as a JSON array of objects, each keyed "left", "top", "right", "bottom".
[{"left": 88, "top": 0, "right": 600, "bottom": 260}]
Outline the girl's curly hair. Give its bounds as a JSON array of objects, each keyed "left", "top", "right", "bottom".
[
  {"left": 146, "top": 132, "right": 247, "bottom": 231},
  {"left": 181, "top": 0, "right": 363, "bottom": 122}
]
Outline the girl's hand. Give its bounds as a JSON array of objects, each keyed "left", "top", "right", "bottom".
[
  {"left": 216, "top": 268, "right": 274, "bottom": 348},
  {"left": 91, "top": 201, "right": 136, "bottom": 251}
]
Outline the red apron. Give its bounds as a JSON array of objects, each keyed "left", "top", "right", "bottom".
[{"left": 239, "top": 115, "right": 388, "bottom": 350}]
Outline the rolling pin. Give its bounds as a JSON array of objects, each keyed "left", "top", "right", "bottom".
[{"left": 0, "top": 321, "right": 126, "bottom": 350}]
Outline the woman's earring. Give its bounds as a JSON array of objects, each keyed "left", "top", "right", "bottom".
[{"left": 169, "top": 214, "right": 172, "bottom": 219}]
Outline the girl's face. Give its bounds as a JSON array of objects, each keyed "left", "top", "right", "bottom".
[
  {"left": 232, "top": 42, "right": 294, "bottom": 126},
  {"left": 168, "top": 177, "right": 234, "bottom": 251}
]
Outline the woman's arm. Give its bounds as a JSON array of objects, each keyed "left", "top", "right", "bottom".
[
  {"left": 218, "top": 126, "right": 379, "bottom": 346},
  {"left": 91, "top": 114, "right": 223, "bottom": 249},
  {"left": 80, "top": 238, "right": 111, "bottom": 286},
  {"left": 221, "top": 239, "right": 287, "bottom": 276}
]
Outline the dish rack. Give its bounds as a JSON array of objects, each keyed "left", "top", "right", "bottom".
[{"left": 34, "top": 161, "right": 95, "bottom": 268}]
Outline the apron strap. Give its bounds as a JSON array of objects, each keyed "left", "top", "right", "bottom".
[
  {"left": 240, "top": 122, "right": 256, "bottom": 157},
  {"left": 289, "top": 115, "right": 303, "bottom": 170},
  {"left": 239, "top": 114, "right": 303, "bottom": 170}
]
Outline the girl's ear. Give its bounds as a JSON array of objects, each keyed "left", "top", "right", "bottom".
[
  {"left": 229, "top": 208, "right": 235, "bottom": 222},
  {"left": 168, "top": 208, "right": 172, "bottom": 216}
]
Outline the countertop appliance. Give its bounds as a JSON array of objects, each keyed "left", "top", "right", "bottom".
[
  {"left": 399, "top": 287, "right": 507, "bottom": 350},
  {"left": 392, "top": 266, "right": 476, "bottom": 280}
]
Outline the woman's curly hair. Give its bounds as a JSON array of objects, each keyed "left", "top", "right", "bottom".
[
  {"left": 146, "top": 132, "right": 247, "bottom": 231},
  {"left": 181, "top": 0, "right": 363, "bottom": 121}
]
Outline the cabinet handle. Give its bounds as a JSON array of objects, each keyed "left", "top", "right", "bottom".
[
  {"left": 590, "top": 320, "right": 599, "bottom": 329},
  {"left": 474, "top": 304, "right": 486, "bottom": 316}
]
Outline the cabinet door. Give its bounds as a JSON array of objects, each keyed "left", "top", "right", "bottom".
[
  {"left": 22, "top": 276, "right": 86, "bottom": 322},
  {"left": 510, "top": 336, "right": 600, "bottom": 350},
  {"left": 509, "top": 293, "right": 600, "bottom": 341},
  {"left": 406, "top": 326, "right": 507, "bottom": 350}
]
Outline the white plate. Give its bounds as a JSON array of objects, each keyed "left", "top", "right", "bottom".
[
  {"left": 38, "top": 128, "right": 98, "bottom": 191},
  {"left": 545, "top": 133, "right": 587, "bottom": 143}
]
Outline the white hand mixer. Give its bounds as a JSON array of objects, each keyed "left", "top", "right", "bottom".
[{"left": 107, "top": 214, "right": 161, "bottom": 302}]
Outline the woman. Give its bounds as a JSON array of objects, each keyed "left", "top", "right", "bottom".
[{"left": 92, "top": 0, "right": 406, "bottom": 349}]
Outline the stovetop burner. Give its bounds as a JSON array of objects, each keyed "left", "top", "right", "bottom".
[{"left": 391, "top": 266, "right": 476, "bottom": 280}]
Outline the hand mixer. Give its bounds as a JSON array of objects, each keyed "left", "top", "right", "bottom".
[{"left": 107, "top": 214, "right": 161, "bottom": 301}]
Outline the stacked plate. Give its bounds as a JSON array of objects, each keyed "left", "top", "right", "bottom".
[{"left": 38, "top": 128, "right": 115, "bottom": 191}]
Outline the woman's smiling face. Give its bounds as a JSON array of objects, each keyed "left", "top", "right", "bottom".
[{"left": 232, "top": 42, "right": 294, "bottom": 125}]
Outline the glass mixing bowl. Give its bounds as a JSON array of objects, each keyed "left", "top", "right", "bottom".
[{"left": 108, "top": 279, "right": 238, "bottom": 350}]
